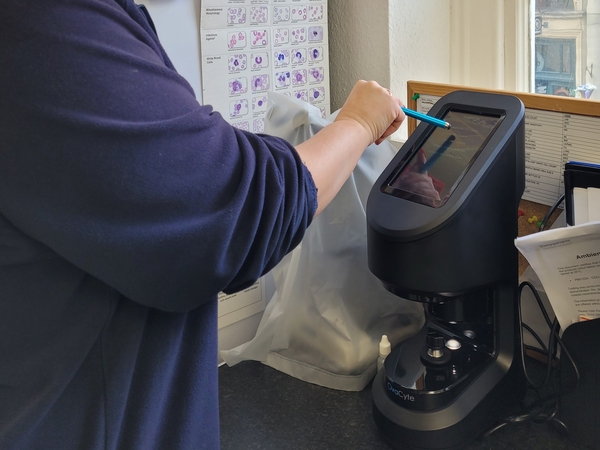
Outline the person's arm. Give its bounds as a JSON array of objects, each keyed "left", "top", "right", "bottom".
[
  {"left": 0, "top": 2, "right": 317, "bottom": 310},
  {"left": 296, "top": 81, "right": 405, "bottom": 215}
]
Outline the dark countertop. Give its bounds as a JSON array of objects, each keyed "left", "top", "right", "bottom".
[{"left": 219, "top": 359, "right": 588, "bottom": 450}]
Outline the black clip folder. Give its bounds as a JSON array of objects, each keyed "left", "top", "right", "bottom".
[{"left": 563, "top": 161, "right": 600, "bottom": 226}]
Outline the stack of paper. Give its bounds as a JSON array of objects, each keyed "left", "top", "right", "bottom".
[{"left": 515, "top": 221, "right": 600, "bottom": 331}]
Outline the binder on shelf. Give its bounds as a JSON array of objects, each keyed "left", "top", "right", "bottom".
[{"left": 564, "top": 161, "right": 600, "bottom": 226}]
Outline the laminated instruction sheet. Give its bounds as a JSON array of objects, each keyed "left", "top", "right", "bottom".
[{"left": 200, "top": 0, "right": 330, "bottom": 134}]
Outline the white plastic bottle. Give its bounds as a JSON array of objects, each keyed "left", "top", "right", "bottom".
[{"left": 377, "top": 335, "right": 391, "bottom": 371}]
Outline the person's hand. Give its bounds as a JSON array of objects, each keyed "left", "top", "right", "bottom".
[
  {"left": 333, "top": 80, "right": 405, "bottom": 145},
  {"left": 393, "top": 149, "right": 441, "bottom": 206}
]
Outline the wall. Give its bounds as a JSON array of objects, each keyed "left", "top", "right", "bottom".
[
  {"left": 389, "top": 1, "right": 451, "bottom": 141},
  {"left": 327, "top": 0, "right": 391, "bottom": 111},
  {"left": 328, "top": 0, "right": 450, "bottom": 141},
  {"left": 450, "top": 0, "right": 531, "bottom": 92}
]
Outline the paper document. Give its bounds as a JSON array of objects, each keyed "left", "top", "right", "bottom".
[{"left": 515, "top": 221, "right": 600, "bottom": 331}]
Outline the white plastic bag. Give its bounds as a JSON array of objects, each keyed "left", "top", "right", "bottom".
[{"left": 221, "top": 93, "right": 425, "bottom": 391}]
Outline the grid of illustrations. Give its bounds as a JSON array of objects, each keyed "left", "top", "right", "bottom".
[{"left": 200, "top": 0, "right": 330, "bottom": 133}]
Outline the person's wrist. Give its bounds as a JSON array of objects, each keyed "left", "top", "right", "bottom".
[{"left": 333, "top": 115, "right": 374, "bottom": 145}]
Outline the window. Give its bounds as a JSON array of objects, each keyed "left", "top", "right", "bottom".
[
  {"left": 535, "top": 38, "right": 576, "bottom": 95},
  {"left": 534, "top": 0, "right": 597, "bottom": 100}
]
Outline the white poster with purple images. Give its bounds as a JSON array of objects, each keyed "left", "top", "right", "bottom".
[
  {"left": 200, "top": 0, "right": 330, "bottom": 134},
  {"left": 200, "top": 0, "right": 328, "bottom": 330}
]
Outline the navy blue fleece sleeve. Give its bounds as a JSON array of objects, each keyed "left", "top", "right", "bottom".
[{"left": 0, "top": 0, "right": 317, "bottom": 312}]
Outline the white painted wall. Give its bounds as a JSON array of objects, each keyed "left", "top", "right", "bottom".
[
  {"left": 450, "top": 0, "right": 531, "bottom": 93},
  {"left": 328, "top": 0, "right": 391, "bottom": 110},
  {"left": 389, "top": 1, "right": 451, "bottom": 141},
  {"left": 328, "top": 0, "right": 451, "bottom": 141}
]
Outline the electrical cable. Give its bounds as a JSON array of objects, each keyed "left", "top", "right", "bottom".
[
  {"left": 483, "top": 195, "right": 582, "bottom": 441},
  {"left": 482, "top": 281, "right": 581, "bottom": 440},
  {"left": 538, "top": 193, "right": 565, "bottom": 231},
  {"left": 522, "top": 323, "right": 548, "bottom": 352},
  {"left": 518, "top": 282, "right": 555, "bottom": 390}
]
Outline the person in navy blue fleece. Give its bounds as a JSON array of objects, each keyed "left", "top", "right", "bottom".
[{"left": 0, "top": 1, "right": 405, "bottom": 449}]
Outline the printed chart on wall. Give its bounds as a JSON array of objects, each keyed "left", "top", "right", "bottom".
[
  {"left": 200, "top": 0, "right": 330, "bottom": 135},
  {"left": 200, "top": 0, "right": 329, "bottom": 328}
]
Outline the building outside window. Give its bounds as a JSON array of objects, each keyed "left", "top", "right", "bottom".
[
  {"left": 535, "top": 37, "right": 577, "bottom": 95},
  {"left": 535, "top": 0, "right": 599, "bottom": 99}
]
